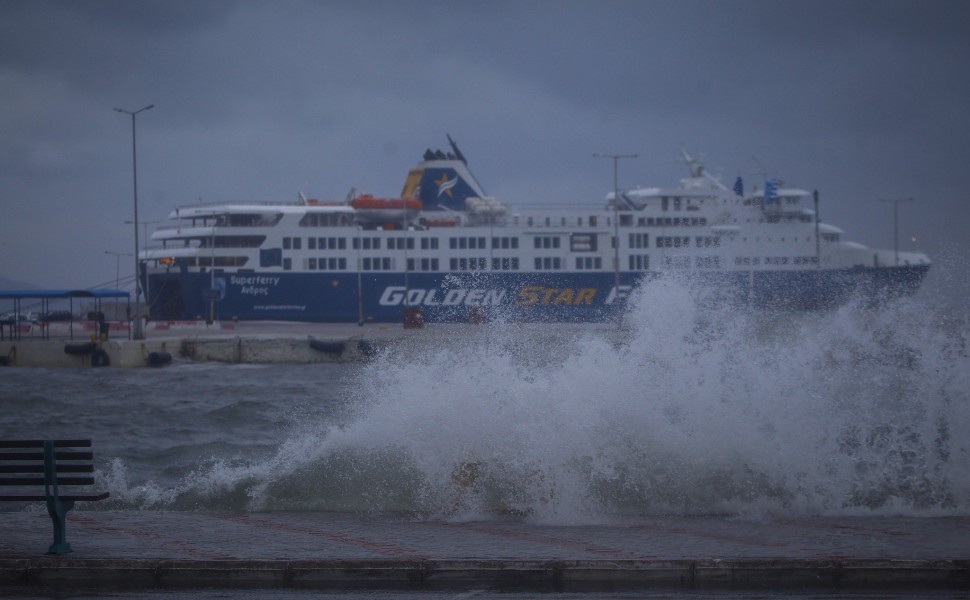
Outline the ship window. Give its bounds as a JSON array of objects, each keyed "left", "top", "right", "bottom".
[
  {"left": 663, "top": 256, "right": 690, "bottom": 269},
  {"left": 491, "top": 257, "right": 519, "bottom": 271},
  {"left": 629, "top": 233, "right": 649, "bottom": 249},
  {"left": 492, "top": 236, "right": 517, "bottom": 249},
  {"left": 534, "top": 236, "right": 561, "bottom": 249},
  {"left": 575, "top": 257, "right": 602, "bottom": 270},
  {"left": 629, "top": 254, "right": 649, "bottom": 271},
  {"left": 283, "top": 258, "right": 292, "bottom": 270},
  {"left": 308, "top": 258, "right": 317, "bottom": 270},
  {"left": 570, "top": 233, "right": 597, "bottom": 252},
  {"left": 535, "top": 257, "right": 561, "bottom": 270},
  {"left": 260, "top": 248, "right": 282, "bottom": 267}
]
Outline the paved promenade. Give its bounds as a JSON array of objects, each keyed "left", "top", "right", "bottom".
[{"left": 0, "top": 511, "right": 966, "bottom": 592}]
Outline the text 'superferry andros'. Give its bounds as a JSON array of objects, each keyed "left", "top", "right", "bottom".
[{"left": 141, "top": 137, "right": 930, "bottom": 323}]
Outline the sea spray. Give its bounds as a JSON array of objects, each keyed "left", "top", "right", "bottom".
[{"left": 100, "top": 278, "right": 969, "bottom": 521}]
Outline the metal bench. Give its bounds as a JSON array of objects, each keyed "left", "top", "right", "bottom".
[{"left": 0, "top": 439, "right": 110, "bottom": 554}]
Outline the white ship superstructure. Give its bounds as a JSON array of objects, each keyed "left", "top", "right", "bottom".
[{"left": 140, "top": 139, "right": 930, "bottom": 323}]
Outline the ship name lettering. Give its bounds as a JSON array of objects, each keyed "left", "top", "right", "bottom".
[
  {"left": 379, "top": 286, "right": 507, "bottom": 307},
  {"left": 516, "top": 286, "right": 597, "bottom": 306},
  {"left": 240, "top": 286, "right": 269, "bottom": 296},
  {"left": 230, "top": 275, "right": 281, "bottom": 287}
]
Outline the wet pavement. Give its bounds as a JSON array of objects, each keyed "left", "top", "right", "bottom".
[{"left": 0, "top": 511, "right": 966, "bottom": 592}]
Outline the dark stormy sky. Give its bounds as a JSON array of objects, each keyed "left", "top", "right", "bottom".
[{"left": 2, "top": 0, "right": 968, "bottom": 305}]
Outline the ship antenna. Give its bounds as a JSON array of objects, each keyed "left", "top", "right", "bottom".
[{"left": 447, "top": 134, "right": 467, "bottom": 164}]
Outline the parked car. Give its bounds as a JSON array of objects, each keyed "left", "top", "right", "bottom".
[
  {"left": 1, "top": 312, "right": 35, "bottom": 326},
  {"left": 37, "top": 310, "right": 74, "bottom": 323}
]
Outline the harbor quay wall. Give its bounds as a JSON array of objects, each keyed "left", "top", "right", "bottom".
[
  {"left": 0, "top": 320, "right": 618, "bottom": 368},
  {"left": 0, "top": 337, "right": 372, "bottom": 368},
  {"left": 0, "top": 322, "right": 384, "bottom": 368}
]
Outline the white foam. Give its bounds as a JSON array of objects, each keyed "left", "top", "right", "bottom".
[{"left": 121, "top": 277, "right": 970, "bottom": 521}]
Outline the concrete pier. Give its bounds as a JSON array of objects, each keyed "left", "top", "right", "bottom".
[
  {"left": 0, "top": 320, "right": 622, "bottom": 368},
  {"left": 0, "top": 511, "right": 966, "bottom": 592},
  {"left": 0, "top": 320, "right": 440, "bottom": 368}
]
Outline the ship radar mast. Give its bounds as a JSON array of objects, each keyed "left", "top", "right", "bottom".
[{"left": 680, "top": 148, "right": 729, "bottom": 192}]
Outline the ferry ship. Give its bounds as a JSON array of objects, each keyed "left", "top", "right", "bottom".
[{"left": 141, "top": 137, "right": 930, "bottom": 323}]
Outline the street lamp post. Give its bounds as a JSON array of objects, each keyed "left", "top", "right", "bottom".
[
  {"left": 125, "top": 218, "right": 162, "bottom": 321},
  {"left": 104, "top": 250, "right": 132, "bottom": 290},
  {"left": 114, "top": 104, "right": 153, "bottom": 339},
  {"left": 879, "top": 198, "right": 914, "bottom": 266},
  {"left": 594, "top": 152, "right": 638, "bottom": 313}
]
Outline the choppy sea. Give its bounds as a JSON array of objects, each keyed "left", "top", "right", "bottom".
[{"left": 1, "top": 278, "right": 968, "bottom": 522}]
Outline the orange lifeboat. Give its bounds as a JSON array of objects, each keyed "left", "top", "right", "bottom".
[
  {"left": 351, "top": 195, "right": 422, "bottom": 222},
  {"left": 351, "top": 195, "right": 422, "bottom": 211}
]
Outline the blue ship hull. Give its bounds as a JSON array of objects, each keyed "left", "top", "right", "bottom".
[{"left": 145, "top": 265, "right": 929, "bottom": 323}]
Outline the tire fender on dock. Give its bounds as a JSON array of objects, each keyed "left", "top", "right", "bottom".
[
  {"left": 64, "top": 341, "right": 97, "bottom": 356},
  {"left": 309, "top": 338, "right": 346, "bottom": 354},
  {"left": 146, "top": 351, "right": 173, "bottom": 367},
  {"left": 90, "top": 348, "right": 110, "bottom": 367}
]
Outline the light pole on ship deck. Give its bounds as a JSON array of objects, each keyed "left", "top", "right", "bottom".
[
  {"left": 879, "top": 197, "right": 914, "bottom": 267},
  {"left": 594, "top": 152, "right": 637, "bottom": 320},
  {"left": 104, "top": 250, "right": 131, "bottom": 290},
  {"left": 114, "top": 104, "right": 153, "bottom": 339}
]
